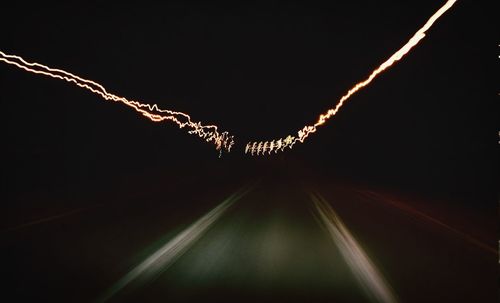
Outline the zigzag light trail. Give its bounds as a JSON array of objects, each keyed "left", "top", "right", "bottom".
[
  {"left": 0, "top": 1, "right": 456, "bottom": 157},
  {"left": 0, "top": 51, "right": 234, "bottom": 155},
  {"left": 246, "top": 0, "right": 457, "bottom": 156}
]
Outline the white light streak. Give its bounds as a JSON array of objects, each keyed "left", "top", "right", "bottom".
[{"left": 96, "top": 186, "right": 252, "bottom": 302}]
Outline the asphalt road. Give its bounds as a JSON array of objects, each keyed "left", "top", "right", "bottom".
[{"left": 1, "top": 164, "right": 496, "bottom": 303}]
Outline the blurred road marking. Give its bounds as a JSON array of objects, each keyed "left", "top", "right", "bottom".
[
  {"left": 96, "top": 184, "right": 254, "bottom": 302},
  {"left": 311, "top": 192, "right": 398, "bottom": 303}
]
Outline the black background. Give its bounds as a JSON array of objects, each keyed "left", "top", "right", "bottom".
[
  {"left": 0, "top": 1, "right": 497, "bottom": 302},
  {"left": 1, "top": 1, "right": 496, "bottom": 201}
]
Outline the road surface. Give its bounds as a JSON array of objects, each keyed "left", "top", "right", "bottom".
[{"left": 1, "top": 164, "right": 496, "bottom": 302}]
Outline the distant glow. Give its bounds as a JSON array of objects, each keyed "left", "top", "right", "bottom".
[
  {"left": 246, "top": 0, "right": 457, "bottom": 155},
  {"left": 0, "top": 51, "right": 234, "bottom": 155},
  {"left": 312, "top": 193, "right": 398, "bottom": 303},
  {"left": 96, "top": 186, "right": 252, "bottom": 302}
]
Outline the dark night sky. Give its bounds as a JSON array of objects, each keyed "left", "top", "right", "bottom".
[{"left": 0, "top": 1, "right": 496, "bottom": 205}]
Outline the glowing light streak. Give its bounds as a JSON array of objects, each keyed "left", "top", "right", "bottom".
[
  {"left": 312, "top": 192, "right": 398, "bottom": 303},
  {"left": 0, "top": 0, "right": 457, "bottom": 156},
  {"left": 0, "top": 51, "right": 234, "bottom": 155},
  {"left": 246, "top": 0, "right": 457, "bottom": 155},
  {"left": 96, "top": 185, "right": 253, "bottom": 302}
]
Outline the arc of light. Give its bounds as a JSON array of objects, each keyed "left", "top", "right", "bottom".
[{"left": 246, "top": 0, "right": 457, "bottom": 155}]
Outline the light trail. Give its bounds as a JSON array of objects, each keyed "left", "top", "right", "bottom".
[
  {"left": 312, "top": 192, "right": 398, "bottom": 303},
  {"left": 1, "top": 0, "right": 457, "bottom": 156},
  {"left": 1, "top": 205, "right": 102, "bottom": 233},
  {"left": 246, "top": 0, "right": 457, "bottom": 155},
  {"left": 95, "top": 185, "right": 252, "bottom": 302},
  {"left": 358, "top": 190, "right": 497, "bottom": 255},
  {"left": 0, "top": 51, "right": 234, "bottom": 155}
]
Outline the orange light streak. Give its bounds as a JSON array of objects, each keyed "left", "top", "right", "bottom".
[
  {"left": 1, "top": 0, "right": 457, "bottom": 156},
  {"left": 246, "top": 0, "right": 457, "bottom": 156},
  {"left": 0, "top": 51, "right": 234, "bottom": 155}
]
